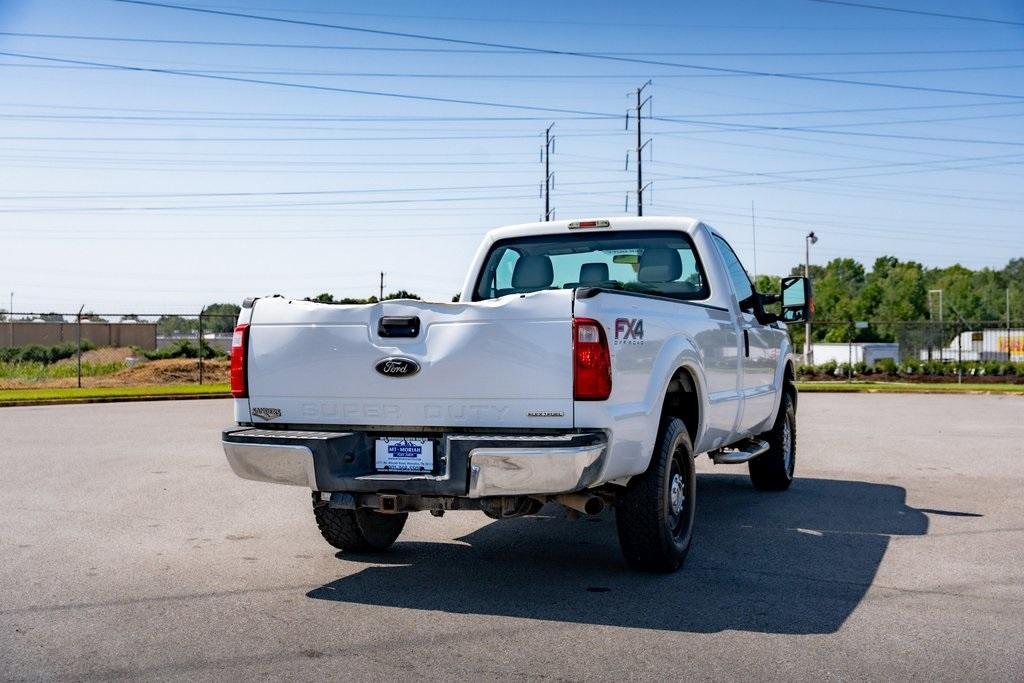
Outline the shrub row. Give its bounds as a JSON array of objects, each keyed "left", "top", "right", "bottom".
[
  {"left": 0, "top": 341, "right": 96, "bottom": 365},
  {"left": 142, "top": 340, "right": 226, "bottom": 361},
  {"left": 798, "top": 359, "right": 1024, "bottom": 378}
]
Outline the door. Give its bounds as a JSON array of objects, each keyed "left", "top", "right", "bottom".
[{"left": 711, "top": 235, "right": 778, "bottom": 435}]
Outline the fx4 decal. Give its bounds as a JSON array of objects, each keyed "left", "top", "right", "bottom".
[{"left": 614, "top": 318, "right": 645, "bottom": 345}]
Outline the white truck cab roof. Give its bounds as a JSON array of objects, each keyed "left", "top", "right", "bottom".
[{"left": 481, "top": 216, "right": 702, "bottom": 244}]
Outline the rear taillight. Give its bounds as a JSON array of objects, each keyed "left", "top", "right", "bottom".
[
  {"left": 573, "top": 317, "right": 611, "bottom": 400},
  {"left": 230, "top": 323, "right": 249, "bottom": 398}
]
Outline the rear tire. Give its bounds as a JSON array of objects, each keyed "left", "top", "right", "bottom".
[
  {"left": 748, "top": 389, "right": 796, "bottom": 491},
  {"left": 615, "top": 418, "right": 697, "bottom": 573},
  {"left": 311, "top": 493, "right": 407, "bottom": 552}
]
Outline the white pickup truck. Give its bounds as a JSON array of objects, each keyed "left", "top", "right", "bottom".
[{"left": 222, "top": 216, "right": 812, "bottom": 572}]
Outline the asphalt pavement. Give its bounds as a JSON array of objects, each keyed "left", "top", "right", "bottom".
[{"left": 1, "top": 394, "right": 1022, "bottom": 681}]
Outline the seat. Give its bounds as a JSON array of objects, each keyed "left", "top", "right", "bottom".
[
  {"left": 511, "top": 255, "right": 554, "bottom": 290},
  {"left": 579, "top": 262, "right": 610, "bottom": 285},
  {"left": 638, "top": 248, "right": 682, "bottom": 283}
]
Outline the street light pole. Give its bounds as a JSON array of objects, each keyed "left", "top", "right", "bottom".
[{"left": 804, "top": 232, "right": 817, "bottom": 365}]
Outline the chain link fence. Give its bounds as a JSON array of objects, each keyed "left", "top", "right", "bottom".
[
  {"left": 798, "top": 320, "right": 1024, "bottom": 383},
  {"left": 0, "top": 311, "right": 236, "bottom": 390},
  {"left": 3, "top": 312, "right": 1023, "bottom": 389}
]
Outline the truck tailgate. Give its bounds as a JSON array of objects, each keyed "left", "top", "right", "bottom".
[{"left": 244, "top": 290, "right": 574, "bottom": 429}]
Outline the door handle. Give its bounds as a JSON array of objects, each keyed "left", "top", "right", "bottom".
[
  {"left": 743, "top": 329, "right": 750, "bottom": 357},
  {"left": 378, "top": 316, "right": 420, "bottom": 338}
]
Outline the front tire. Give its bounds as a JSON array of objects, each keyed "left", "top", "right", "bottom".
[
  {"left": 615, "top": 418, "right": 697, "bottom": 572},
  {"left": 311, "top": 493, "right": 407, "bottom": 552},
  {"left": 748, "top": 389, "right": 796, "bottom": 491}
]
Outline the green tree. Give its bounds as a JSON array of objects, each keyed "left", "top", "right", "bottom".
[
  {"left": 753, "top": 274, "right": 780, "bottom": 297},
  {"left": 382, "top": 290, "right": 420, "bottom": 301},
  {"left": 807, "top": 258, "right": 866, "bottom": 340},
  {"left": 201, "top": 302, "right": 242, "bottom": 333},
  {"left": 156, "top": 315, "right": 197, "bottom": 336},
  {"left": 925, "top": 264, "right": 986, "bottom": 320},
  {"left": 862, "top": 258, "right": 927, "bottom": 340}
]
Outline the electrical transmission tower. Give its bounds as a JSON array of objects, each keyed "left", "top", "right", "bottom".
[
  {"left": 625, "top": 80, "right": 653, "bottom": 216},
  {"left": 541, "top": 122, "right": 555, "bottom": 221}
]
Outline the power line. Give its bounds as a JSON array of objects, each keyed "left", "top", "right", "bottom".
[
  {"left": 0, "top": 192, "right": 542, "bottom": 213},
  {"left": 5, "top": 30, "right": 1023, "bottom": 56},
  {"left": 0, "top": 50, "right": 616, "bottom": 118},
  {"left": 648, "top": 115, "right": 1024, "bottom": 148},
  {"left": 110, "top": 0, "right": 1024, "bottom": 100},
  {"left": 1, "top": 98, "right": 1022, "bottom": 124},
  {"left": 805, "top": 0, "right": 1024, "bottom": 27},
  {"left": 7, "top": 61, "right": 1024, "bottom": 78},
  {"left": 2, "top": 150, "right": 1017, "bottom": 202}
]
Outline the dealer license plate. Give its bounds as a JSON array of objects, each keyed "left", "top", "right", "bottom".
[{"left": 375, "top": 437, "right": 434, "bottom": 473}]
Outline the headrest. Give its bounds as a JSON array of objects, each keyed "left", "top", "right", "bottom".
[
  {"left": 638, "top": 248, "right": 682, "bottom": 283},
  {"left": 511, "top": 255, "right": 554, "bottom": 289},
  {"left": 579, "top": 262, "right": 609, "bottom": 285}
]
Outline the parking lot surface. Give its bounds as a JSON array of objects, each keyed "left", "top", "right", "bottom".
[{"left": 1, "top": 394, "right": 1022, "bottom": 681}]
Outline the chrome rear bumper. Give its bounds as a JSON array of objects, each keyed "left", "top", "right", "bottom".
[
  {"left": 466, "top": 443, "right": 606, "bottom": 497},
  {"left": 223, "top": 441, "right": 318, "bottom": 488},
  {"left": 221, "top": 428, "right": 607, "bottom": 497}
]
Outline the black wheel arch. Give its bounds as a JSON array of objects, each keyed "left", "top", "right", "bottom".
[{"left": 660, "top": 365, "right": 702, "bottom": 449}]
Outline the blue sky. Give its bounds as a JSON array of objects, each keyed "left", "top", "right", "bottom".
[{"left": 1, "top": 0, "right": 1023, "bottom": 313}]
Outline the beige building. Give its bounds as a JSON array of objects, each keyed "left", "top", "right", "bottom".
[{"left": 2, "top": 321, "right": 157, "bottom": 350}]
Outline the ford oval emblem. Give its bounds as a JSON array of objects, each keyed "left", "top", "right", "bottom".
[{"left": 375, "top": 356, "right": 420, "bottom": 378}]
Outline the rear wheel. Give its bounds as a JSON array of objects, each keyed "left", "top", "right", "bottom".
[
  {"left": 615, "top": 418, "right": 697, "bottom": 572},
  {"left": 311, "top": 493, "right": 407, "bottom": 552},
  {"left": 748, "top": 390, "right": 796, "bottom": 491}
]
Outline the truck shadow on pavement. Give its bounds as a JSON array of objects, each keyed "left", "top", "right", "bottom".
[{"left": 307, "top": 474, "right": 929, "bottom": 634}]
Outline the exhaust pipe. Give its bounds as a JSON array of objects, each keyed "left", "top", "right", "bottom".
[{"left": 555, "top": 493, "right": 605, "bottom": 517}]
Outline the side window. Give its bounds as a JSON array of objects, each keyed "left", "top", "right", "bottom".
[{"left": 712, "top": 235, "right": 754, "bottom": 302}]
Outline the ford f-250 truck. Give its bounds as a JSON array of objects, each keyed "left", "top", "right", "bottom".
[{"left": 222, "top": 216, "right": 812, "bottom": 572}]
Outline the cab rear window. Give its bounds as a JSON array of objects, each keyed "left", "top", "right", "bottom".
[{"left": 473, "top": 230, "right": 709, "bottom": 302}]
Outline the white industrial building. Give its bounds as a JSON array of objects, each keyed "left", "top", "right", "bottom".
[
  {"left": 919, "top": 328, "right": 1024, "bottom": 362},
  {"left": 810, "top": 343, "right": 900, "bottom": 367}
]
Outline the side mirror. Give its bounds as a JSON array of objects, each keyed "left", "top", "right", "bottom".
[{"left": 779, "top": 276, "right": 813, "bottom": 324}]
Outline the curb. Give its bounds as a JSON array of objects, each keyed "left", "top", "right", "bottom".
[{"left": 0, "top": 392, "right": 231, "bottom": 408}]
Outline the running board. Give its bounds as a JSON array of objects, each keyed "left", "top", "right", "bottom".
[{"left": 710, "top": 438, "right": 770, "bottom": 465}]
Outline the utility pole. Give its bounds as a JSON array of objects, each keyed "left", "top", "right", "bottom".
[
  {"left": 627, "top": 80, "right": 653, "bottom": 217},
  {"left": 7, "top": 291, "right": 12, "bottom": 348},
  {"left": 541, "top": 122, "right": 555, "bottom": 221},
  {"left": 76, "top": 304, "right": 84, "bottom": 389},
  {"left": 379, "top": 272, "right": 385, "bottom": 301},
  {"left": 804, "top": 232, "right": 817, "bottom": 365}
]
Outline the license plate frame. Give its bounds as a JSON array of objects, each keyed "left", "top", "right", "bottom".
[{"left": 374, "top": 437, "right": 435, "bottom": 474}]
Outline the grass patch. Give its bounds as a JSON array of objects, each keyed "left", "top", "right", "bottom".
[
  {"left": 0, "top": 360, "right": 123, "bottom": 381},
  {"left": 0, "top": 384, "right": 230, "bottom": 403},
  {"left": 796, "top": 381, "right": 1024, "bottom": 394}
]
